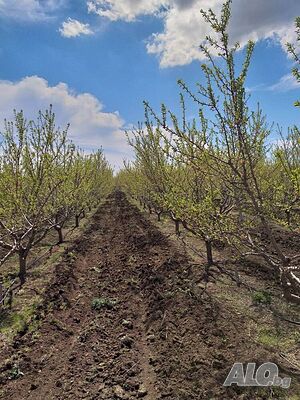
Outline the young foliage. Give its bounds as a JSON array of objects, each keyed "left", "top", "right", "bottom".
[
  {"left": 0, "top": 108, "right": 71, "bottom": 283},
  {"left": 287, "top": 17, "right": 300, "bottom": 107},
  {"left": 0, "top": 107, "right": 113, "bottom": 285},
  {"left": 120, "top": 0, "right": 300, "bottom": 303}
]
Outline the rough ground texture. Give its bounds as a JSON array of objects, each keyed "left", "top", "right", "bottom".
[{"left": 0, "top": 192, "right": 298, "bottom": 399}]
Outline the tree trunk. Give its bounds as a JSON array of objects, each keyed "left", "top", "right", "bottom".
[
  {"left": 175, "top": 220, "right": 180, "bottom": 236},
  {"left": 19, "top": 249, "right": 28, "bottom": 286},
  {"left": 75, "top": 214, "right": 80, "bottom": 228},
  {"left": 8, "top": 290, "right": 13, "bottom": 309},
  {"left": 0, "top": 282, "right": 3, "bottom": 307},
  {"left": 204, "top": 239, "right": 213, "bottom": 282},
  {"left": 55, "top": 225, "right": 64, "bottom": 244},
  {"left": 285, "top": 209, "right": 291, "bottom": 226},
  {"left": 205, "top": 239, "right": 213, "bottom": 266}
]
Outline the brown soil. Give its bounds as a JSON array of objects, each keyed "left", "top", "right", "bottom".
[{"left": 0, "top": 191, "right": 299, "bottom": 399}]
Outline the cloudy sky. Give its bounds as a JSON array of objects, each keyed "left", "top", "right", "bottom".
[{"left": 0, "top": 0, "right": 299, "bottom": 168}]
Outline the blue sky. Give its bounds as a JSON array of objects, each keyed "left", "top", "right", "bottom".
[{"left": 0, "top": 0, "right": 299, "bottom": 167}]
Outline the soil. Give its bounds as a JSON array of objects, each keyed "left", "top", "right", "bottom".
[{"left": 0, "top": 191, "right": 299, "bottom": 399}]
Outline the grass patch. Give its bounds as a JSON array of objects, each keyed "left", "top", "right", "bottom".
[
  {"left": 91, "top": 297, "right": 117, "bottom": 310},
  {"left": 257, "top": 327, "right": 299, "bottom": 351},
  {"left": 250, "top": 386, "right": 292, "bottom": 399},
  {"left": 7, "top": 364, "right": 24, "bottom": 380},
  {"left": 252, "top": 290, "right": 272, "bottom": 306},
  {"left": 0, "top": 298, "right": 41, "bottom": 339}
]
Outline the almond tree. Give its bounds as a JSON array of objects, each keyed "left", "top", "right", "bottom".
[
  {"left": 176, "top": 0, "right": 300, "bottom": 302},
  {"left": 68, "top": 149, "right": 113, "bottom": 228},
  {"left": 68, "top": 150, "right": 91, "bottom": 228},
  {"left": 273, "top": 128, "right": 300, "bottom": 228},
  {"left": 0, "top": 108, "right": 71, "bottom": 284},
  {"left": 125, "top": 111, "right": 234, "bottom": 268},
  {"left": 124, "top": 1, "right": 300, "bottom": 302},
  {"left": 47, "top": 130, "right": 76, "bottom": 244},
  {"left": 88, "top": 149, "right": 114, "bottom": 211},
  {"left": 142, "top": 103, "right": 235, "bottom": 267},
  {"left": 277, "top": 17, "right": 300, "bottom": 227},
  {"left": 287, "top": 17, "right": 300, "bottom": 107},
  {"left": 127, "top": 123, "right": 170, "bottom": 221}
]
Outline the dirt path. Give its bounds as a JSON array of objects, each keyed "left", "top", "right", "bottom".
[{"left": 0, "top": 192, "right": 293, "bottom": 399}]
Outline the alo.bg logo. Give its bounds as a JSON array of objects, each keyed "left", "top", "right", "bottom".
[{"left": 223, "top": 362, "right": 291, "bottom": 389}]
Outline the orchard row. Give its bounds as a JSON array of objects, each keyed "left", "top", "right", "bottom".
[
  {"left": 118, "top": 2, "right": 300, "bottom": 304},
  {"left": 0, "top": 107, "right": 113, "bottom": 286}
]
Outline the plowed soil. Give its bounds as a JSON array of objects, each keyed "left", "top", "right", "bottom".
[{"left": 0, "top": 192, "right": 297, "bottom": 399}]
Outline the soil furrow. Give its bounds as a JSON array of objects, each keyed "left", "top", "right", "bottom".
[{"left": 0, "top": 191, "right": 289, "bottom": 400}]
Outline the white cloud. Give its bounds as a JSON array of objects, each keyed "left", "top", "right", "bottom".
[
  {"left": 0, "top": 76, "right": 130, "bottom": 168},
  {"left": 60, "top": 18, "right": 94, "bottom": 38},
  {"left": 268, "top": 73, "right": 300, "bottom": 92},
  {"left": 147, "top": 0, "right": 219, "bottom": 67},
  {"left": 87, "top": 0, "right": 168, "bottom": 22},
  {"left": 88, "top": 0, "right": 300, "bottom": 68},
  {"left": 246, "top": 74, "right": 300, "bottom": 93},
  {"left": 0, "top": 0, "right": 64, "bottom": 21}
]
